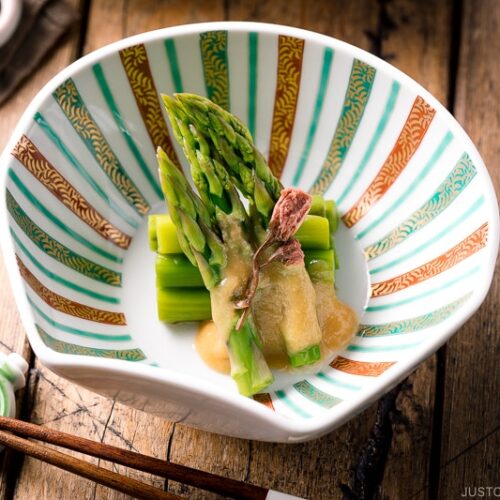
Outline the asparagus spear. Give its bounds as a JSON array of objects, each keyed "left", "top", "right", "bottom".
[
  {"left": 166, "top": 93, "right": 282, "bottom": 237},
  {"left": 163, "top": 94, "right": 327, "bottom": 368},
  {"left": 157, "top": 287, "right": 211, "bottom": 323},
  {"left": 157, "top": 148, "right": 273, "bottom": 396},
  {"left": 156, "top": 254, "right": 205, "bottom": 288}
]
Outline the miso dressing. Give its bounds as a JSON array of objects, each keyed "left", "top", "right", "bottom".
[
  {"left": 196, "top": 273, "right": 358, "bottom": 373},
  {"left": 195, "top": 216, "right": 253, "bottom": 373},
  {"left": 314, "top": 282, "right": 358, "bottom": 354}
]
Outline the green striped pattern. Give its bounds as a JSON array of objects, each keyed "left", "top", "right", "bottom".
[
  {"left": 347, "top": 342, "right": 421, "bottom": 353},
  {"left": 37, "top": 325, "right": 145, "bottom": 361},
  {"left": 293, "top": 380, "right": 342, "bottom": 409},
  {"left": 33, "top": 112, "right": 140, "bottom": 230},
  {"left": 366, "top": 266, "right": 480, "bottom": 312},
  {"left": 28, "top": 295, "right": 131, "bottom": 341},
  {"left": 364, "top": 152, "right": 477, "bottom": 260},
  {"left": 164, "top": 38, "right": 184, "bottom": 92},
  {"left": 370, "top": 195, "right": 485, "bottom": 275},
  {"left": 247, "top": 32, "right": 258, "bottom": 139},
  {"left": 53, "top": 78, "right": 150, "bottom": 215},
  {"left": 316, "top": 372, "right": 362, "bottom": 391},
  {"left": 293, "top": 47, "right": 334, "bottom": 186},
  {"left": 92, "top": 63, "right": 162, "bottom": 198},
  {"left": 200, "top": 31, "right": 230, "bottom": 109},
  {"left": 310, "top": 59, "right": 376, "bottom": 194},
  {"left": 10, "top": 229, "right": 119, "bottom": 304},
  {"left": 275, "top": 390, "right": 311, "bottom": 418},
  {"left": 336, "top": 80, "right": 400, "bottom": 206},
  {"left": 359, "top": 294, "right": 471, "bottom": 337},
  {"left": 9, "top": 169, "right": 121, "bottom": 263},
  {"left": 7, "top": 190, "right": 121, "bottom": 286}
]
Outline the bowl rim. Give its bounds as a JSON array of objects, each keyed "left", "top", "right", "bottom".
[{"left": 1, "top": 21, "right": 498, "bottom": 439}]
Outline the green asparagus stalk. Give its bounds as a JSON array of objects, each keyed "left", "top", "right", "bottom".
[
  {"left": 295, "top": 215, "right": 331, "bottom": 250},
  {"left": 157, "top": 148, "right": 273, "bottom": 396},
  {"left": 150, "top": 213, "right": 331, "bottom": 255},
  {"left": 155, "top": 249, "right": 334, "bottom": 291},
  {"left": 309, "top": 194, "right": 326, "bottom": 217},
  {"left": 325, "top": 200, "right": 340, "bottom": 270},
  {"left": 156, "top": 254, "right": 205, "bottom": 288},
  {"left": 157, "top": 287, "right": 211, "bottom": 323},
  {"left": 303, "top": 249, "right": 335, "bottom": 285},
  {"left": 148, "top": 214, "right": 158, "bottom": 251}
]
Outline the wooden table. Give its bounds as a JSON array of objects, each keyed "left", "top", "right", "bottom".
[{"left": 0, "top": 1, "right": 498, "bottom": 498}]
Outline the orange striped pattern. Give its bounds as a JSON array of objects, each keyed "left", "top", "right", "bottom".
[
  {"left": 268, "top": 35, "right": 305, "bottom": 178},
  {"left": 12, "top": 135, "right": 132, "bottom": 249},
  {"left": 343, "top": 96, "right": 435, "bottom": 227},
  {"left": 119, "top": 44, "right": 180, "bottom": 167},
  {"left": 371, "top": 223, "right": 488, "bottom": 297},
  {"left": 253, "top": 393, "right": 275, "bottom": 411},
  {"left": 17, "top": 256, "right": 126, "bottom": 325},
  {"left": 330, "top": 356, "right": 395, "bottom": 376}
]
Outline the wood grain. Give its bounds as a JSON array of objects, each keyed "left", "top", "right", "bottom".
[{"left": 439, "top": 0, "right": 500, "bottom": 498}]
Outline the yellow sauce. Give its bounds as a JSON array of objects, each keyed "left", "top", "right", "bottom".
[
  {"left": 193, "top": 213, "right": 358, "bottom": 374},
  {"left": 195, "top": 274, "right": 358, "bottom": 373},
  {"left": 314, "top": 282, "right": 358, "bottom": 355},
  {"left": 195, "top": 321, "right": 230, "bottom": 373},
  {"left": 195, "top": 215, "right": 252, "bottom": 373}
]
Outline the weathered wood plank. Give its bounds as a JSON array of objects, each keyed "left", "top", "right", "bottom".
[
  {"left": 439, "top": 0, "right": 500, "bottom": 497},
  {"left": 85, "top": 0, "right": 225, "bottom": 54},
  {"left": 13, "top": 364, "right": 110, "bottom": 499},
  {"left": 0, "top": 1, "right": 82, "bottom": 496},
  {"left": 228, "top": 0, "right": 377, "bottom": 51}
]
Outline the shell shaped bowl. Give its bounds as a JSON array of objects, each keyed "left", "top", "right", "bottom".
[{"left": 1, "top": 22, "right": 498, "bottom": 442}]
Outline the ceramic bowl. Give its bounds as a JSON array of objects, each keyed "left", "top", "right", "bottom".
[
  {"left": 0, "top": 0, "right": 22, "bottom": 47},
  {"left": 1, "top": 22, "right": 498, "bottom": 442}
]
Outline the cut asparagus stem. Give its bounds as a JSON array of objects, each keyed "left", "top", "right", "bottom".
[
  {"left": 227, "top": 318, "right": 274, "bottom": 396},
  {"left": 154, "top": 249, "right": 335, "bottom": 290},
  {"left": 156, "top": 254, "right": 205, "bottom": 288},
  {"left": 325, "top": 200, "right": 340, "bottom": 270},
  {"left": 153, "top": 213, "right": 332, "bottom": 255},
  {"left": 157, "top": 287, "right": 211, "bottom": 323},
  {"left": 325, "top": 199, "right": 339, "bottom": 233},
  {"left": 289, "top": 345, "right": 321, "bottom": 368},
  {"left": 309, "top": 195, "right": 326, "bottom": 217},
  {"left": 154, "top": 214, "right": 183, "bottom": 254},
  {"left": 148, "top": 214, "right": 158, "bottom": 251},
  {"left": 295, "top": 215, "right": 331, "bottom": 250},
  {"left": 303, "top": 249, "right": 335, "bottom": 284}
]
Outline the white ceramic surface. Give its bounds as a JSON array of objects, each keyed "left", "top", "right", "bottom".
[{"left": 0, "top": 0, "right": 21, "bottom": 47}]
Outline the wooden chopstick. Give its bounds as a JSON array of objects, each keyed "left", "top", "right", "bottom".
[
  {"left": 0, "top": 417, "right": 268, "bottom": 500},
  {"left": 0, "top": 429, "right": 179, "bottom": 500}
]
